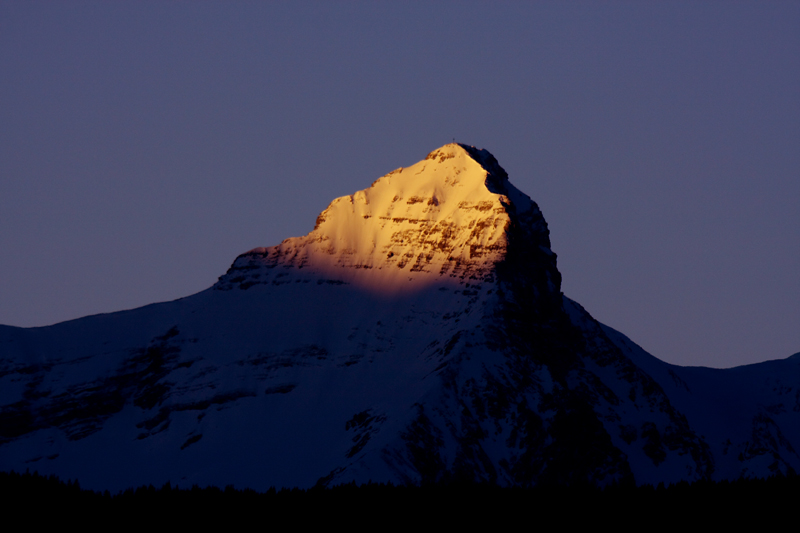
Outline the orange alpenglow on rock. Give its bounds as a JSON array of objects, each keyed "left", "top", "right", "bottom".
[{"left": 216, "top": 143, "right": 560, "bottom": 295}]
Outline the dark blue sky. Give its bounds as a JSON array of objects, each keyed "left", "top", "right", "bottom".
[{"left": 1, "top": 1, "right": 798, "bottom": 367}]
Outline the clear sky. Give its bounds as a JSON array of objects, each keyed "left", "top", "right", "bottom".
[{"left": 1, "top": 1, "right": 798, "bottom": 368}]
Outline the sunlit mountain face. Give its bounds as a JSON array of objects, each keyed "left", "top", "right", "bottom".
[
  {"left": 217, "top": 144, "right": 558, "bottom": 296},
  {"left": 1, "top": 144, "right": 798, "bottom": 492}
]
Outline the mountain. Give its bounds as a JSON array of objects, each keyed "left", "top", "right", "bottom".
[{"left": 1, "top": 144, "right": 798, "bottom": 491}]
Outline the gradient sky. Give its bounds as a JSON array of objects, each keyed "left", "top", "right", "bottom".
[{"left": 1, "top": 1, "right": 798, "bottom": 368}]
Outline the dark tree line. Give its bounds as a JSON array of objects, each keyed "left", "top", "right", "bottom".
[{"left": 3, "top": 469, "right": 796, "bottom": 525}]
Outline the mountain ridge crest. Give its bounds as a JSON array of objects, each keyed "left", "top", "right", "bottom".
[{"left": 215, "top": 143, "right": 555, "bottom": 293}]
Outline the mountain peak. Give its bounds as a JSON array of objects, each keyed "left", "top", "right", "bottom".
[
  {"left": 216, "top": 144, "right": 559, "bottom": 294},
  {"left": 6, "top": 144, "right": 794, "bottom": 491}
]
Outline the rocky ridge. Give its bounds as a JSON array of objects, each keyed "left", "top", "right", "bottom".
[{"left": 216, "top": 144, "right": 558, "bottom": 295}]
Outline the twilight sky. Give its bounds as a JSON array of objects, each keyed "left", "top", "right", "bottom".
[{"left": 1, "top": 1, "right": 798, "bottom": 368}]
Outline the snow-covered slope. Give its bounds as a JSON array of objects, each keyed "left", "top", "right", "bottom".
[{"left": 1, "top": 144, "right": 797, "bottom": 490}]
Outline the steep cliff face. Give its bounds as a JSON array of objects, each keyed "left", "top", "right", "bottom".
[
  {"left": 216, "top": 143, "right": 559, "bottom": 297},
  {"left": 0, "top": 144, "right": 797, "bottom": 491}
]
